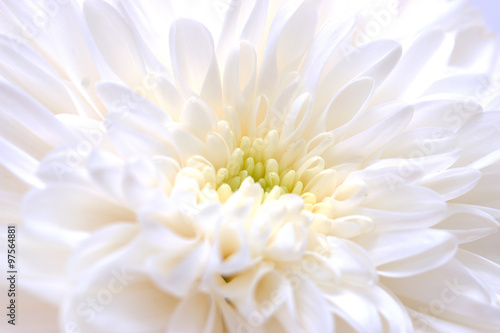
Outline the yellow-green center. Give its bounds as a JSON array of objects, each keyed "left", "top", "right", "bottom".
[{"left": 214, "top": 135, "right": 314, "bottom": 205}]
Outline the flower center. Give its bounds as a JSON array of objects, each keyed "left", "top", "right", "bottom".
[
  {"left": 177, "top": 128, "right": 329, "bottom": 212},
  {"left": 199, "top": 131, "right": 317, "bottom": 210},
  {"left": 215, "top": 136, "right": 304, "bottom": 201}
]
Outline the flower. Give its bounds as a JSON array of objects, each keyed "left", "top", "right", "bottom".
[{"left": 1, "top": 0, "right": 500, "bottom": 332}]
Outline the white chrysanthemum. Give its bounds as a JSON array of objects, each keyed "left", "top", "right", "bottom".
[{"left": 1, "top": 0, "right": 500, "bottom": 332}]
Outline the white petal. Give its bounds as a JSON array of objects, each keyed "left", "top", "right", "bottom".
[
  {"left": 223, "top": 40, "right": 257, "bottom": 110},
  {"left": 83, "top": 0, "right": 149, "bottom": 87},
  {"left": 374, "top": 29, "right": 454, "bottom": 103},
  {"left": 424, "top": 73, "right": 489, "bottom": 97},
  {"left": 316, "top": 40, "right": 402, "bottom": 108},
  {"left": 455, "top": 111, "right": 500, "bottom": 167},
  {"left": 449, "top": 25, "right": 497, "bottom": 73},
  {"left": 265, "top": 221, "right": 307, "bottom": 261},
  {"left": 256, "top": 0, "right": 305, "bottom": 97},
  {"left": 383, "top": 260, "right": 500, "bottom": 331},
  {"left": 18, "top": 229, "right": 71, "bottom": 304},
  {"left": 327, "top": 287, "right": 383, "bottom": 332},
  {"left": 169, "top": 18, "right": 222, "bottom": 111},
  {"left": 116, "top": 0, "right": 175, "bottom": 70},
  {"left": 37, "top": 3, "right": 105, "bottom": 115},
  {"left": 63, "top": 272, "right": 177, "bottom": 333},
  {"left": 421, "top": 167, "right": 481, "bottom": 201},
  {"left": 293, "top": 277, "right": 334, "bottom": 333},
  {"left": 12, "top": 288, "right": 59, "bottom": 333},
  {"left": 96, "top": 82, "right": 172, "bottom": 124},
  {"left": 0, "top": 189, "right": 22, "bottom": 223},
  {"left": 24, "top": 185, "right": 134, "bottom": 233},
  {"left": 179, "top": 97, "right": 218, "bottom": 141},
  {"left": 0, "top": 80, "right": 77, "bottom": 146},
  {"left": 240, "top": 0, "right": 269, "bottom": 48},
  {"left": 457, "top": 249, "right": 500, "bottom": 294},
  {"left": 139, "top": 196, "right": 201, "bottom": 248},
  {"left": 303, "top": 169, "right": 337, "bottom": 200},
  {"left": 300, "top": 16, "right": 355, "bottom": 93},
  {"left": 107, "top": 121, "right": 177, "bottom": 160},
  {"left": 0, "top": 136, "right": 43, "bottom": 188},
  {"left": 408, "top": 98, "right": 482, "bottom": 130},
  {"left": 168, "top": 127, "right": 205, "bottom": 164},
  {"left": 146, "top": 241, "right": 209, "bottom": 297},
  {"left": 355, "top": 186, "right": 447, "bottom": 232},
  {"left": 434, "top": 203, "right": 498, "bottom": 244},
  {"left": 306, "top": 77, "right": 375, "bottom": 139},
  {"left": 0, "top": 37, "right": 78, "bottom": 116},
  {"left": 455, "top": 172, "right": 500, "bottom": 211},
  {"left": 323, "top": 105, "right": 413, "bottom": 166},
  {"left": 380, "top": 127, "right": 457, "bottom": 160},
  {"left": 326, "top": 238, "right": 377, "bottom": 286},
  {"left": 461, "top": 232, "right": 500, "bottom": 266},
  {"left": 275, "top": 1, "right": 317, "bottom": 74},
  {"left": 67, "top": 222, "right": 139, "bottom": 279},
  {"left": 215, "top": 223, "right": 256, "bottom": 276},
  {"left": 167, "top": 292, "right": 223, "bottom": 333},
  {"left": 356, "top": 229, "right": 457, "bottom": 277}
]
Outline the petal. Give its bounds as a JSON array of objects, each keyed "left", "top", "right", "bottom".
[
  {"left": 300, "top": 15, "right": 355, "bottom": 93},
  {"left": 240, "top": 0, "right": 269, "bottom": 48},
  {"left": 325, "top": 238, "right": 378, "bottom": 286},
  {"left": 424, "top": 74, "right": 489, "bottom": 97},
  {"left": 18, "top": 229, "right": 71, "bottom": 304},
  {"left": 215, "top": 223, "right": 256, "bottom": 276},
  {"left": 179, "top": 97, "right": 218, "bottom": 141},
  {"left": 434, "top": 203, "right": 498, "bottom": 244},
  {"left": 303, "top": 169, "right": 337, "bottom": 200},
  {"left": 380, "top": 127, "right": 458, "bottom": 160},
  {"left": 96, "top": 82, "right": 172, "bottom": 124},
  {"left": 457, "top": 250, "right": 500, "bottom": 294},
  {"left": 323, "top": 105, "right": 413, "bottom": 166},
  {"left": 275, "top": 1, "right": 317, "bottom": 74},
  {"left": 461, "top": 231, "right": 500, "bottom": 266},
  {"left": 23, "top": 185, "right": 135, "bottom": 235},
  {"left": 306, "top": 77, "right": 375, "bottom": 140},
  {"left": 355, "top": 186, "right": 448, "bottom": 232},
  {"left": 167, "top": 292, "right": 223, "bottom": 333},
  {"left": 356, "top": 229, "right": 458, "bottom": 277},
  {"left": 293, "top": 277, "right": 334, "bottom": 333},
  {"left": 204, "top": 132, "right": 230, "bottom": 170},
  {"left": 0, "top": 36, "right": 78, "bottom": 116},
  {"left": 455, "top": 111, "right": 500, "bottom": 167},
  {"left": 374, "top": 29, "right": 454, "bottom": 103},
  {"left": 0, "top": 136, "right": 43, "bottom": 188},
  {"left": 0, "top": 80, "right": 77, "bottom": 147},
  {"left": 449, "top": 25, "right": 498, "bottom": 73},
  {"left": 408, "top": 99, "right": 482, "bottom": 130},
  {"left": 383, "top": 260, "right": 500, "bottom": 331},
  {"left": 62, "top": 272, "right": 177, "bottom": 333},
  {"left": 67, "top": 222, "right": 139, "bottom": 278},
  {"left": 169, "top": 18, "right": 222, "bottom": 111},
  {"left": 327, "top": 287, "right": 383, "bottom": 332},
  {"left": 421, "top": 167, "right": 482, "bottom": 201},
  {"left": 84, "top": 0, "right": 149, "bottom": 86},
  {"left": 222, "top": 40, "right": 257, "bottom": 110},
  {"left": 168, "top": 127, "right": 205, "bottom": 165},
  {"left": 107, "top": 121, "right": 177, "bottom": 160},
  {"left": 146, "top": 241, "right": 210, "bottom": 297},
  {"left": 87, "top": 149, "right": 125, "bottom": 200},
  {"left": 265, "top": 221, "right": 307, "bottom": 261},
  {"left": 455, "top": 172, "right": 500, "bottom": 211},
  {"left": 316, "top": 40, "right": 402, "bottom": 109}
]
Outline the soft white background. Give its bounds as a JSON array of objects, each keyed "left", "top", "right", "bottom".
[{"left": 469, "top": 0, "right": 500, "bottom": 34}]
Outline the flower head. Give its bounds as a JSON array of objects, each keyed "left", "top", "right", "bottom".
[{"left": 1, "top": 0, "right": 500, "bottom": 332}]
